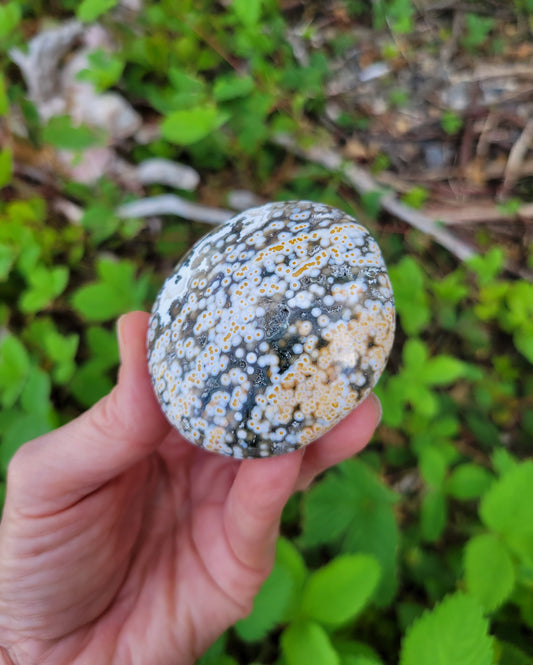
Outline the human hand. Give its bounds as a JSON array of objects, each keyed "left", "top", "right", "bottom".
[{"left": 0, "top": 311, "right": 382, "bottom": 665}]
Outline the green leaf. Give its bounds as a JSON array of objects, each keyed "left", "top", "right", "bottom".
[
  {"left": 213, "top": 74, "right": 255, "bottom": 102},
  {"left": 361, "top": 190, "right": 384, "bottom": 220},
  {"left": 81, "top": 205, "right": 121, "bottom": 244},
  {"left": 400, "top": 593, "right": 494, "bottom": 665},
  {"left": 389, "top": 257, "right": 430, "bottom": 335},
  {"left": 441, "top": 110, "right": 463, "bottom": 135},
  {"left": 0, "top": 148, "right": 13, "bottom": 188},
  {"left": 76, "top": 0, "right": 119, "bottom": 22},
  {"left": 71, "top": 258, "right": 149, "bottom": 321},
  {"left": 233, "top": 0, "right": 263, "bottom": 27},
  {"left": 480, "top": 461, "right": 533, "bottom": 561},
  {"left": 419, "top": 447, "right": 448, "bottom": 488},
  {"left": 0, "top": 244, "right": 15, "bottom": 280},
  {"left": 403, "top": 338, "right": 428, "bottom": 372},
  {"left": 72, "top": 283, "right": 126, "bottom": 322},
  {"left": 0, "top": 2, "right": 21, "bottom": 39},
  {"left": 161, "top": 106, "right": 228, "bottom": 145},
  {"left": 73, "top": 282, "right": 125, "bottom": 321},
  {"left": 301, "top": 554, "right": 381, "bottom": 628},
  {"left": 466, "top": 248, "right": 504, "bottom": 285},
  {"left": 446, "top": 464, "right": 493, "bottom": 500},
  {"left": 235, "top": 539, "right": 303, "bottom": 642},
  {"left": 19, "top": 265, "right": 69, "bottom": 313},
  {"left": 387, "top": 0, "right": 415, "bottom": 33},
  {"left": 0, "top": 335, "right": 30, "bottom": 408},
  {"left": 464, "top": 533, "right": 515, "bottom": 612},
  {"left": 0, "top": 74, "right": 8, "bottom": 116},
  {"left": 0, "top": 410, "right": 53, "bottom": 474},
  {"left": 86, "top": 327, "right": 119, "bottom": 370},
  {"left": 421, "top": 356, "right": 466, "bottom": 386},
  {"left": 25, "top": 318, "right": 79, "bottom": 385},
  {"left": 276, "top": 537, "right": 308, "bottom": 621},
  {"left": 281, "top": 620, "right": 339, "bottom": 665},
  {"left": 514, "top": 326, "right": 533, "bottom": 364},
  {"left": 42, "top": 115, "right": 102, "bottom": 150},
  {"left": 301, "top": 471, "right": 359, "bottom": 547},
  {"left": 334, "top": 639, "right": 384, "bottom": 665},
  {"left": 461, "top": 13, "right": 496, "bottom": 52},
  {"left": 20, "top": 366, "right": 51, "bottom": 416},
  {"left": 77, "top": 49, "right": 125, "bottom": 92},
  {"left": 0, "top": 366, "right": 57, "bottom": 473},
  {"left": 168, "top": 68, "right": 206, "bottom": 98},
  {"left": 70, "top": 361, "right": 114, "bottom": 408},
  {"left": 235, "top": 558, "right": 293, "bottom": 642},
  {"left": 302, "top": 460, "right": 399, "bottom": 606},
  {"left": 401, "top": 186, "right": 428, "bottom": 210},
  {"left": 420, "top": 489, "right": 447, "bottom": 543},
  {"left": 491, "top": 449, "right": 518, "bottom": 476}
]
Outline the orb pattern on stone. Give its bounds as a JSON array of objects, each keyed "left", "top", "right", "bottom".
[{"left": 147, "top": 201, "right": 395, "bottom": 458}]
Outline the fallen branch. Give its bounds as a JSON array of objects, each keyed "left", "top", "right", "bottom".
[
  {"left": 501, "top": 118, "right": 533, "bottom": 197},
  {"left": 116, "top": 194, "right": 233, "bottom": 225},
  {"left": 273, "top": 134, "right": 476, "bottom": 261},
  {"left": 424, "top": 202, "right": 533, "bottom": 225}
]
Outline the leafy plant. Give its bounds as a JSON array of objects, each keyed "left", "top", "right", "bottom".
[
  {"left": 441, "top": 110, "right": 463, "bottom": 135},
  {"left": 461, "top": 14, "right": 496, "bottom": 53},
  {"left": 1, "top": 3, "right": 532, "bottom": 664},
  {"left": 400, "top": 593, "right": 493, "bottom": 665},
  {"left": 71, "top": 258, "right": 150, "bottom": 322}
]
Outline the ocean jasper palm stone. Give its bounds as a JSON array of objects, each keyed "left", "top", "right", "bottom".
[{"left": 147, "top": 201, "right": 395, "bottom": 458}]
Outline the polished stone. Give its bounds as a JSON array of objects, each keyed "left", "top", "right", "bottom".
[{"left": 147, "top": 201, "right": 395, "bottom": 458}]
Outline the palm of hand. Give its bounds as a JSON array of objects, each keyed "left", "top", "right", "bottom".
[
  {"left": 1, "top": 437, "right": 301, "bottom": 665},
  {"left": 0, "top": 313, "right": 380, "bottom": 665}
]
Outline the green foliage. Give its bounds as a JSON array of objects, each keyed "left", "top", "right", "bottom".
[
  {"left": 0, "top": 74, "right": 8, "bottom": 116},
  {"left": 76, "top": 0, "right": 119, "bottom": 22},
  {"left": 42, "top": 115, "right": 104, "bottom": 150},
  {"left": 0, "top": 335, "right": 30, "bottom": 409},
  {"left": 464, "top": 533, "right": 515, "bottom": 612},
  {"left": 235, "top": 539, "right": 301, "bottom": 642},
  {"left": 300, "top": 554, "right": 380, "bottom": 627},
  {"left": 0, "top": 2, "right": 21, "bottom": 41},
  {"left": 282, "top": 620, "right": 339, "bottom": 665},
  {"left": 71, "top": 258, "right": 150, "bottom": 322},
  {"left": 400, "top": 593, "right": 494, "bottom": 665},
  {"left": 301, "top": 459, "right": 399, "bottom": 606},
  {"left": 389, "top": 256, "right": 430, "bottom": 335},
  {"left": 378, "top": 338, "right": 469, "bottom": 424},
  {"left": 373, "top": 0, "right": 415, "bottom": 33},
  {"left": 70, "top": 326, "right": 119, "bottom": 407},
  {"left": 161, "top": 106, "right": 229, "bottom": 146},
  {"left": 401, "top": 186, "right": 429, "bottom": 210},
  {"left": 77, "top": 49, "right": 125, "bottom": 92},
  {"left": 19, "top": 265, "right": 69, "bottom": 313},
  {"left": 2, "top": 2, "right": 532, "bottom": 664},
  {"left": 441, "top": 110, "right": 463, "bottom": 135},
  {"left": 461, "top": 14, "right": 496, "bottom": 53},
  {"left": 0, "top": 148, "right": 13, "bottom": 188},
  {"left": 480, "top": 461, "right": 533, "bottom": 562}
]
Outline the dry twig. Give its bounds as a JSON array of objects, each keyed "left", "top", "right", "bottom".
[
  {"left": 116, "top": 194, "right": 233, "bottom": 225},
  {"left": 273, "top": 134, "right": 477, "bottom": 261},
  {"left": 500, "top": 118, "right": 533, "bottom": 197}
]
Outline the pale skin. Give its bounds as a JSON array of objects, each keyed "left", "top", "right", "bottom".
[{"left": 0, "top": 311, "right": 382, "bottom": 665}]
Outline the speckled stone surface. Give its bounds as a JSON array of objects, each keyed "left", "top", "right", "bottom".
[{"left": 147, "top": 201, "right": 395, "bottom": 458}]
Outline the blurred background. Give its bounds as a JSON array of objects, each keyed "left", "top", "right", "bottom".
[{"left": 0, "top": 1, "right": 532, "bottom": 663}]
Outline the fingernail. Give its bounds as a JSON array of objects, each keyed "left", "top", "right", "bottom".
[
  {"left": 370, "top": 392, "right": 382, "bottom": 426},
  {"left": 117, "top": 315, "right": 127, "bottom": 363}
]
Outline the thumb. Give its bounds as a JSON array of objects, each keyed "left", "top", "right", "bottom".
[{"left": 7, "top": 311, "right": 170, "bottom": 514}]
